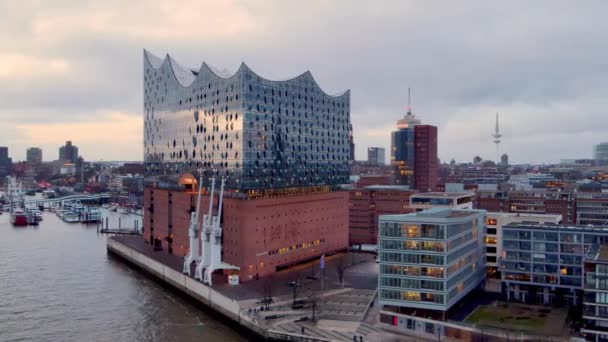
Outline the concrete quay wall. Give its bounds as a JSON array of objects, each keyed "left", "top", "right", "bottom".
[
  {"left": 107, "top": 238, "right": 338, "bottom": 342},
  {"left": 106, "top": 238, "right": 266, "bottom": 338}
]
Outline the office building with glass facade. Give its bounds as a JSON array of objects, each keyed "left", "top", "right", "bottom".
[
  {"left": 378, "top": 208, "right": 486, "bottom": 315},
  {"left": 595, "top": 142, "right": 608, "bottom": 166},
  {"left": 367, "top": 147, "right": 385, "bottom": 165},
  {"left": 143, "top": 50, "right": 351, "bottom": 192},
  {"left": 391, "top": 113, "right": 419, "bottom": 187},
  {"left": 501, "top": 222, "right": 608, "bottom": 305}
]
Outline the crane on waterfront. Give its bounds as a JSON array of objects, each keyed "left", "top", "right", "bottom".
[{"left": 183, "top": 175, "right": 204, "bottom": 275}]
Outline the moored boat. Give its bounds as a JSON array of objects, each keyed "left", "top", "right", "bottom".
[{"left": 10, "top": 209, "right": 28, "bottom": 226}]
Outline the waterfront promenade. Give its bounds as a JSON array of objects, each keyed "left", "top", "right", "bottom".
[{"left": 108, "top": 236, "right": 419, "bottom": 341}]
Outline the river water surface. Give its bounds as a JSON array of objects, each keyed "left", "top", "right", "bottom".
[{"left": 0, "top": 208, "right": 248, "bottom": 342}]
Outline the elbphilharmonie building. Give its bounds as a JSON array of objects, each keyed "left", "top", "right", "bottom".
[{"left": 143, "top": 50, "right": 352, "bottom": 192}]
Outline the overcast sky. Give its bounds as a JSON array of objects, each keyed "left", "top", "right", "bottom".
[{"left": 1, "top": 0, "right": 607, "bottom": 164}]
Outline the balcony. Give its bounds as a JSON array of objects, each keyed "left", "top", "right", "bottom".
[
  {"left": 584, "top": 308, "right": 608, "bottom": 320},
  {"left": 584, "top": 274, "right": 608, "bottom": 290}
]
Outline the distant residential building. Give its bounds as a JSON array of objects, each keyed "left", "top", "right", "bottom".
[
  {"left": 59, "top": 163, "right": 76, "bottom": 176},
  {"left": 410, "top": 192, "right": 475, "bottom": 211},
  {"left": 117, "top": 162, "right": 145, "bottom": 175},
  {"left": 378, "top": 208, "right": 486, "bottom": 320},
  {"left": 475, "top": 189, "right": 576, "bottom": 224},
  {"left": 122, "top": 175, "right": 145, "bottom": 194},
  {"left": 354, "top": 174, "right": 393, "bottom": 188},
  {"left": 0, "top": 146, "right": 11, "bottom": 177},
  {"left": 414, "top": 125, "right": 438, "bottom": 192},
  {"left": 367, "top": 147, "right": 386, "bottom": 165},
  {"left": 59, "top": 141, "right": 79, "bottom": 163},
  {"left": 349, "top": 185, "right": 416, "bottom": 245},
  {"left": 501, "top": 222, "right": 608, "bottom": 305},
  {"left": 444, "top": 183, "right": 465, "bottom": 193},
  {"left": 26, "top": 147, "right": 42, "bottom": 164},
  {"left": 440, "top": 162, "right": 508, "bottom": 189},
  {"left": 576, "top": 192, "right": 608, "bottom": 226},
  {"left": 501, "top": 153, "right": 509, "bottom": 166},
  {"left": 508, "top": 173, "right": 555, "bottom": 189},
  {"left": 594, "top": 142, "right": 608, "bottom": 166}
]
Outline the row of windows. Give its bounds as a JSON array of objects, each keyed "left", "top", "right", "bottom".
[
  {"left": 379, "top": 289, "right": 444, "bottom": 304},
  {"left": 380, "top": 239, "right": 445, "bottom": 252},
  {"left": 379, "top": 276, "right": 444, "bottom": 291},
  {"left": 379, "top": 252, "right": 444, "bottom": 265},
  {"left": 379, "top": 264, "right": 444, "bottom": 278},
  {"left": 503, "top": 230, "right": 598, "bottom": 244},
  {"left": 267, "top": 239, "right": 324, "bottom": 255},
  {"left": 447, "top": 269, "right": 483, "bottom": 302},
  {"left": 503, "top": 251, "right": 583, "bottom": 265},
  {"left": 447, "top": 231, "right": 474, "bottom": 251},
  {"left": 447, "top": 254, "right": 475, "bottom": 278},
  {"left": 446, "top": 240, "right": 479, "bottom": 265},
  {"left": 503, "top": 240, "right": 584, "bottom": 254},
  {"left": 447, "top": 220, "right": 480, "bottom": 238},
  {"left": 503, "top": 261, "right": 582, "bottom": 276},
  {"left": 379, "top": 222, "right": 446, "bottom": 240}
]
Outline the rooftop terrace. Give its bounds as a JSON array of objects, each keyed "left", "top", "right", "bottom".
[
  {"left": 411, "top": 192, "right": 474, "bottom": 199},
  {"left": 380, "top": 207, "right": 485, "bottom": 222}
]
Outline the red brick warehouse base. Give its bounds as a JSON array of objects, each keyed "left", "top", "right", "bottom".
[{"left": 144, "top": 187, "right": 349, "bottom": 282}]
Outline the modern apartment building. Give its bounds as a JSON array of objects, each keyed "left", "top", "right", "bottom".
[
  {"left": 582, "top": 245, "right": 608, "bottom": 341},
  {"left": 501, "top": 222, "right": 608, "bottom": 305},
  {"left": 378, "top": 208, "right": 486, "bottom": 319},
  {"left": 484, "top": 212, "right": 562, "bottom": 278}
]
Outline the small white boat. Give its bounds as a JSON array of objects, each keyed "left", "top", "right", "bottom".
[{"left": 62, "top": 213, "right": 80, "bottom": 223}]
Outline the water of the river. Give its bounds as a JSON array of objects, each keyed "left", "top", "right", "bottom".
[{"left": 0, "top": 207, "right": 249, "bottom": 342}]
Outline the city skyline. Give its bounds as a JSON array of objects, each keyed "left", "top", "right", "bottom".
[{"left": 1, "top": 1, "right": 607, "bottom": 163}]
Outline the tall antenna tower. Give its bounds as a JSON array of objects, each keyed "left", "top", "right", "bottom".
[
  {"left": 407, "top": 88, "right": 412, "bottom": 115},
  {"left": 492, "top": 112, "right": 502, "bottom": 163}
]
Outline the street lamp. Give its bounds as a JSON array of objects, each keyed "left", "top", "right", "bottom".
[{"left": 288, "top": 281, "right": 300, "bottom": 308}]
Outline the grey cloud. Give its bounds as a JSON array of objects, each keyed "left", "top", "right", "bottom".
[{"left": 0, "top": 0, "right": 607, "bottom": 163}]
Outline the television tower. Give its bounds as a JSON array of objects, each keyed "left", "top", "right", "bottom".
[{"left": 492, "top": 112, "right": 502, "bottom": 163}]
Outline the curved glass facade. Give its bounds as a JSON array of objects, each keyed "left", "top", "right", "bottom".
[{"left": 143, "top": 50, "right": 352, "bottom": 191}]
